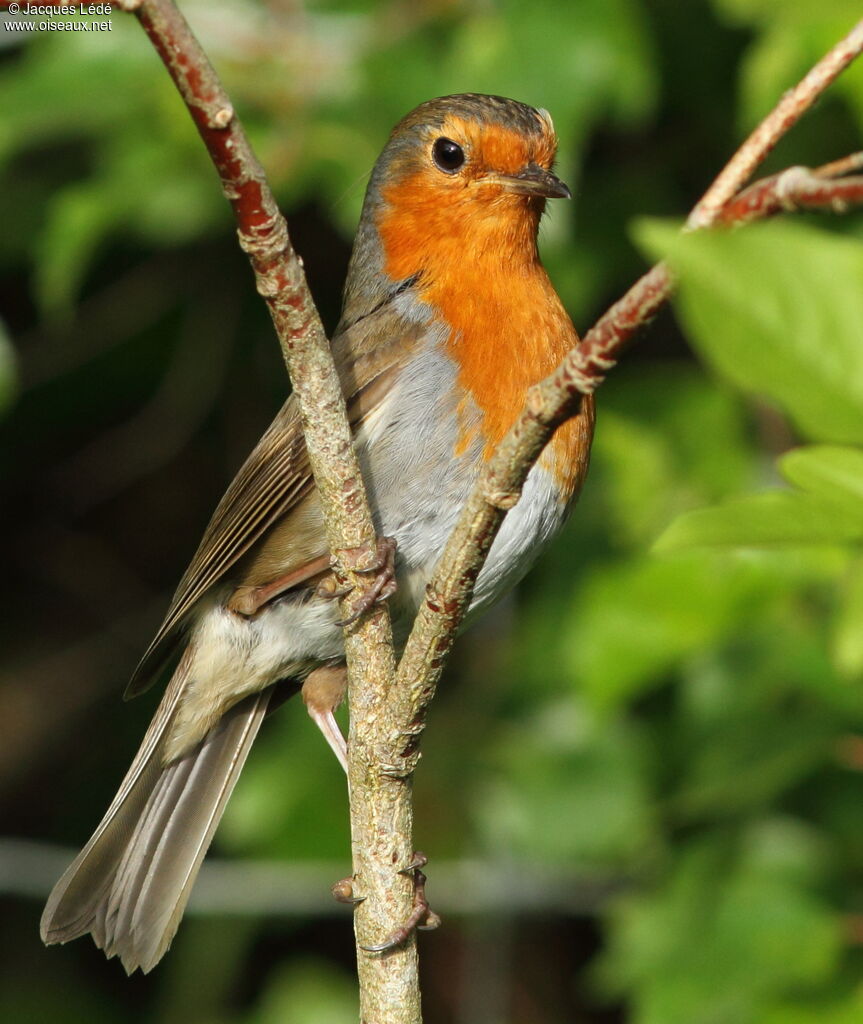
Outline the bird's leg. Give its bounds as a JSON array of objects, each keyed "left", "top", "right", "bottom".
[
  {"left": 318, "top": 536, "right": 398, "bottom": 626},
  {"left": 301, "top": 665, "right": 348, "bottom": 773},
  {"left": 360, "top": 852, "right": 441, "bottom": 953},
  {"left": 227, "top": 554, "right": 333, "bottom": 615}
]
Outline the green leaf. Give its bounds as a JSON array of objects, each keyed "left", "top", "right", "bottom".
[
  {"left": 709, "top": 0, "right": 863, "bottom": 134},
  {"left": 672, "top": 711, "right": 834, "bottom": 819},
  {"left": 248, "top": 960, "right": 357, "bottom": 1024},
  {"left": 592, "top": 408, "right": 676, "bottom": 546},
  {"left": 593, "top": 367, "right": 753, "bottom": 547},
  {"left": 779, "top": 446, "right": 863, "bottom": 510},
  {"left": 635, "top": 219, "right": 863, "bottom": 445},
  {"left": 477, "top": 698, "right": 654, "bottom": 865},
  {"left": 657, "top": 445, "right": 863, "bottom": 551},
  {"left": 762, "top": 991, "right": 863, "bottom": 1024},
  {"left": 34, "top": 184, "right": 119, "bottom": 318},
  {"left": 564, "top": 551, "right": 798, "bottom": 708},
  {"left": 656, "top": 491, "right": 863, "bottom": 550}
]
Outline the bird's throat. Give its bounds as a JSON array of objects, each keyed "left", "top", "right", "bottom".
[{"left": 379, "top": 207, "right": 575, "bottom": 450}]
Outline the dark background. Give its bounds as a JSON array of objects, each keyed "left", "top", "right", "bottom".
[{"left": 2, "top": 1, "right": 863, "bottom": 1021}]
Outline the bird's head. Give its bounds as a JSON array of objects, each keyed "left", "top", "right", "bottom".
[{"left": 343, "top": 94, "right": 570, "bottom": 322}]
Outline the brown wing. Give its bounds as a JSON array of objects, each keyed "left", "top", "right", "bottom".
[
  {"left": 126, "top": 307, "right": 426, "bottom": 697},
  {"left": 125, "top": 402, "right": 311, "bottom": 696}
]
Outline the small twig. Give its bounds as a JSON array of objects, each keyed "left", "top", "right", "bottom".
[
  {"left": 814, "top": 151, "right": 863, "bottom": 178},
  {"left": 566, "top": 262, "right": 672, "bottom": 382},
  {"left": 715, "top": 168, "right": 863, "bottom": 225},
  {"left": 687, "top": 18, "right": 863, "bottom": 229}
]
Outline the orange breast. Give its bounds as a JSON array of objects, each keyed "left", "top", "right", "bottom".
[{"left": 377, "top": 170, "right": 591, "bottom": 504}]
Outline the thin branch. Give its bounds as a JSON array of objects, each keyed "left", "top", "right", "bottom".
[
  {"left": 715, "top": 168, "right": 863, "bottom": 225},
  {"left": 116, "top": 0, "right": 380, "bottom": 565},
  {"left": 687, "top": 18, "right": 863, "bottom": 229},
  {"left": 117, "top": 1, "right": 414, "bottom": 1019},
  {"left": 814, "top": 151, "right": 863, "bottom": 177}
]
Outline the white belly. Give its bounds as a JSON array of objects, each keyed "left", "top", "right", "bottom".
[{"left": 356, "top": 341, "right": 569, "bottom": 626}]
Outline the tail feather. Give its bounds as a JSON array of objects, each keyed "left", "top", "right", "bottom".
[
  {"left": 120, "top": 699, "right": 267, "bottom": 972},
  {"left": 102, "top": 754, "right": 198, "bottom": 956},
  {"left": 41, "top": 649, "right": 272, "bottom": 974},
  {"left": 40, "top": 650, "right": 192, "bottom": 947}
]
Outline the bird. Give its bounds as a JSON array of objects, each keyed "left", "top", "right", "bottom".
[{"left": 40, "top": 93, "right": 596, "bottom": 974}]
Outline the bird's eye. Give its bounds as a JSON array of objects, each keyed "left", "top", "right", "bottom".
[{"left": 432, "top": 137, "right": 465, "bottom": 173}]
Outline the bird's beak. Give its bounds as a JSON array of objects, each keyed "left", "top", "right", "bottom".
[{"left": 486, "top": 163, "right": 572, "bottom": 200}]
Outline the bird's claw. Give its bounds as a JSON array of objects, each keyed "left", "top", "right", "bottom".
[
  {"left": 360, "top": 851, "right": 440, "bottom": 954},
  {"left": 326, "top": 536, "right": 398, "bottom": 627},
  {"left": 398, "top": 851, "right": 429, "bottom": 875}
]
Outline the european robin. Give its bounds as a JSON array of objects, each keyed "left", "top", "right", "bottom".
[{"left": 40, "top": 93, "right": 595, "bottom": 973}]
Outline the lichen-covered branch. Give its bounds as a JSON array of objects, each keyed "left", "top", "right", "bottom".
[{"left": 117, "top": 1, "right": 414, "bottom": 1020}]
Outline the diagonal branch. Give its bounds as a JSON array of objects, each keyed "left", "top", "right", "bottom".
[
  {"left": 117, "top": 0, "right": 382, "bottom": 571},
  {"left": 390, "top": 21, "right": 863, "bottom": 764}
]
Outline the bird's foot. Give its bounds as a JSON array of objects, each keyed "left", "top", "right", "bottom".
[
  {"left": 320, "top": 536, "right": 398, "bottom": 627},
  {"left": 360, "top": 852, "right": 441, "bottom": 953}
]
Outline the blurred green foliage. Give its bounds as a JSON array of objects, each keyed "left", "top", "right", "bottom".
[{"left": 2, "top": 0, "right": 863, "bottom": 1022}]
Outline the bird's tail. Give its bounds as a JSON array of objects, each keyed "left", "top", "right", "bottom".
[{"left": 40, "top": 647, "right": 272, "bottom": 974}]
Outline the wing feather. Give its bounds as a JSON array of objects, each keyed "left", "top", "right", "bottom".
[
  {"left": 127, "top": 310, "right": 426, "bottom": 696},
  {"left": 126, "top": 406, "right": 309, "bottom": 695}
]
